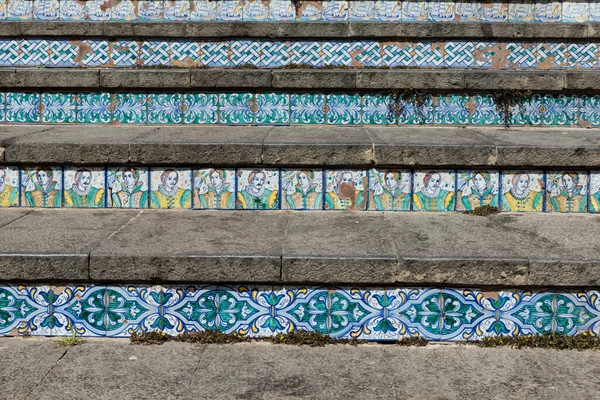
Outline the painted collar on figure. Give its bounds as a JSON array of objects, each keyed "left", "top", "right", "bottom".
[
  {"left": 158, "top": 184, "right": 179, "bottom": 197},
  {"left": 421, "top": 185, "right": 441, "bottom": 198}
]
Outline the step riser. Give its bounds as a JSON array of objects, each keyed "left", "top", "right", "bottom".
[{"left": 0, "top": 283, "right": 598, "bottom": 340}]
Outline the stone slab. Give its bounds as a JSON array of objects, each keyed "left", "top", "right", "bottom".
[
  {"left": 190, "top": 69, "right": 272, "bottom": 88},
  {"left": 99, "top": 70, "right": 190, "bottom": 89}
]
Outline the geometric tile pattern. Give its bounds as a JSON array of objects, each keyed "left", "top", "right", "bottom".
[
  {"left": 3, "top": 91, "right": 598, "bottom": 128},
  {"left": 4, "top": 0, "right": 598, "bottom": 23},
  {"left": 4, "top": 167, "right": 600, "bottom": 213},
  {"left": 2, "top": 284, "right": 600, "bottom": 340},
  {"left": 1, "top": 38, "right": 599, "bottom": 70}
]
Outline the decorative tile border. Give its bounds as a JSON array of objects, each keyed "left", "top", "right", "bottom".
[
  {"left": 1, "top": 283, "right": 599, "bottom": 340},
  {"left": 2, "top": 91, "right": 600, "bottom": 127},
  {"left": 3, "top": 0, "right": 600, "bottom": 24},
  {"left": 0, "top": 38, "right": 597, "bottom": 69},
  {"left": 5, "top": 167, "right": 600, "bottom": 213}
]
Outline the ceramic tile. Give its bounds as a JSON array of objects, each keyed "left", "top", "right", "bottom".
[
  {"left": 322, "top": 41, "right": 353, "bottom": 67},
  {"left": 281, "top": 169, "right": 323, "bottom": 210},
  {"left": 21, "top": 167, "right": 62, "bottom": 208},
  {"left": 63, "top": 167, "right": 106, "bottom": 208},
  {"left": 398, "top": 94, "right": 434, "bottom": 125},
  {"left": 545, "top": 171, "right": 588, "bottom": 213},
  {"left": 41, "top": 92, "right": 76, "bottom": 123},
  {"left": 325, "top": 94, "right": 361, "bottom": 125},
  {"left": 50, "top": 285, "right": 106, "bottom": 336},
  {"left": 216, "top": 0, "right": 243, "bottom": 21},
  {"left": 0, "top": 92, "right": 4, "bottom": 122},
  {"left": 590, "top": 172, "right": 600, "bottom": 213},
  {"left": 77, "top": 92, "right": 112, "bottom": 124},
  {"left": 33, "top": 0, "right": 59, "bottom": 20},
  {"left": 479, "top": 2, "right": 508, "bottom": 22},
  {"left": 401, "top": 1, "right": 428, "bottom": 21},
  {"left": 218, "top": 93, "right": 254, "bottom": 124},
  {"left": 0, "top": 40, "right": 21, "bottom": 66},
  {"left": 536, "top": 42, "right": 568, "bottom": 69},
  {"left": 412, "top": 170, "right": 455, "bottom": 212},
  {"left": 361, "top": 94, "right": 396, "bottom": 125},
  {"left": 170, "top": 41, "right": 201, "bottom": 67},
  {"left": 59, "top": 0, "right": 86, "bottom": 20},
  {"left": 0, "top": 166, "right": 19, "bottom": 207},
  {"left": 368, "top": 169, "right": 411, "bottom": 211},
  {"left": 444, "top": 41, "right": 474, "bottom": 68},
  {"left": 0, "top": 285, "right": 49, "bottom": 336},
  {"left": 456, "top": 170, "right": 500, "bottom": 211},
  {"left": 395, "top": 288, "right": 443, "bottom": 340},
  {"left": 183, "top": 93, "right": 219, "bottom": 124},
  {"left": 508, "top": 1, "right": 534, "bottom": 22},
  {"left": 374, "top": 1, "right": 401, "bottom": 21},
  {"left": 349, "top": 0, "right": 374, "bottom": 21},
  {"left": 261, "top": 41, "right": 289, "bottom": 67},
  {"left": 111, "top": 0, "right": 136, "bottom": 20},
  {"left": 5, "top": 92, "right": 41, "bottom": 123},
  {"left": 149, "top": 168, "right": 192, "bottom": 209},
  {"left": 104, "top": 286, "right": 158, "bottom": 337},
  {"left": 542, "top": 94, "right": 578, "bottom": 126},
  {"left": 243, "top": 0, "right": 270, "bottom": 21},
  {"left": 20, "top": 39, "right": 49, "bottom": 66},
  {"left": 0, "top": 0, "right": 6, "bottom": 19},
  {"left": 192, "top": 169, "right": 236, "bottom": 210},
  {"left": 331, "top": 289, "right": 392, "bottom": 340},
  {"left": 107, "top": 167, "right": 149, "bottom": 209},
  {"left": 500, "top": 171, "right": 545, "bottom": 212},
  {"left": 47, "top": 39, "right": 79, "bottom": 67},
  {"left": 567, "top": 42, "right": 598, "bottom": 69},
  {"left": 139, "top": 40, "right": 171, "bottom": 66},
  {"left": 562, "top": 1, "right": 589, "bottom": 23},
  {"left": 229, "top": 40, "right": 261, "bottom": 67},
  {"left": 110, "top": 40, "right": 140, "bottom": 67},
  {"left": 112, "top": 93, "right": 147, "bottom": 124},
  {"left": 255, "top": 93, "right": 290, "bottom": 124},
  {"left": 200, "top": 41, "right": 229, "bottom": 67},
  {"left": 510, "top": 94, "right": 544, "bottom": 126},
  {"left": 190, "top": 0, "right": 217, "bottom": 20},
  {"left": 326, "top": 289, "right": 376, "bottom": 338},
  {"left": 381, "top": 42, "right": 413, "bottom": 67},
  {"left": 454, "top": 1, "right": 480, "bottom": 22},
  {"left": 322, "top": 0, "right": 348, "bottom": 21},
  {"left": 7, "top": 0, "right": 32, "bottom": 19},
  {"left": 164, "top": 0, "right": 189, "bottom": 21},
  {"left": 270, "top": 0, "right": 294, "bottom": 21},
  {"left": 590, "top": 3, "right": 600, "bottom": 22},
  {"left": 428, "top": 1, "right": 454, "bottom": 21},
  {"left": 474, "top": 42, "right": 506, "bottom": 69},
  {"left": 434, "top": 94, "right": 470, "bottom": 125},
  {"left": 297, "top": 0, "right": 321, "bottom": 21},
  {"left": 290, "top": 41, "right": 323, "bottom": 67},
  {"left": 290, "top": 93, "right": 326, "bottom": 124},
  {"left": 85, "top": 0, "right": 110, "bottom": 21},
  {"left": 579, "top": 95, "right": 600, "bottom": 127},
  {"left": 138, "top": 0, "right": 164, "bottom": 20},
  {"left": 414, "top": 41, "right": 444, "bottom": 67},
  {"left": 438, "top": 289, "right": 490, "bottom": 341},
  {"left": 324, "top": 170, "right": 367, "bottom": 210},
  {"left": 470, "top": 94, "right": 503, "bottom": 125},
  {"left": 79, "top": 40, "right": 110, "bottom": 67},
  {"left": 284, "top": 288, "right": 330, "bottom": 334},
  {"left": 237, "top": 169, "right": 280, "bottom": 210},
  {"left": 147, "top": 93, "right": 183, "bottom": 124},
  {"left": 507, "top": 42, "right": 537, "bottom": 68},
  {"left": 535, "top": 1, "right": 561, "bottom": 22},
  {"left": 352, "top": 41, "right": 382, "bottom": 67}
]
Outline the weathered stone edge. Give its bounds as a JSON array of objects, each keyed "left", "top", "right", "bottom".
[
  {"left": 0, "top": 68, "right": 596, "bottom": 90},
  {"left": 2, "top": 21, "right": 599, "bottom": 39}
]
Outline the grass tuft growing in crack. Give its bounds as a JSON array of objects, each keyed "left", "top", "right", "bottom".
[
  {"left": 465, "top": 333, "right": 600, "bottom": 351},
  {"left": 463, "top": 205, "right": 500, "bottom": 216},
  {"left": 57, "top": 327, "right": 86, "bottom": 347}
]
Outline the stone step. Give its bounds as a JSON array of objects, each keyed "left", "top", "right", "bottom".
[
  {"left": 2, "top": 125, "right": 600, "bottom": 167},
  {"left": 0, "top": 208, "right": 598, "bottom": 287}
]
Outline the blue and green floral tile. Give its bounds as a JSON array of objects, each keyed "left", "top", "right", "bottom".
[
  {"left": 434, "top": 95, "right": 470, "bottom": 125},
  {"left": 349, "top": 0, "right": 374, "bottom": 21},
  {"left": 334, "top": 289, "right": 396, "bottom": 340},
  {"left": 219, "top": 286, "right": 277, "bottom": 337},
  {"left": 113, "top": 93, "right": 147, "bottom": 124},
  {"left": 536, "top": 42, "right": 568, "bottom": 69},
  {"left": 352, "top": 41, "right": 382, "bottom": 67},
  {"left": 452, "top": 290, "right": 518, "bottom": 340},
  {"left": 216, "top": 0, "right": 243, "bottom": 21},
  {"left": 138, "top": 0, "right": 164, "bottom": 21},
  {"left": 325, "top": 289, "right": 374, "bottom": 339},
  {"left": 509, "top": 95, "right": 543, "bottom": 126},
  {"left": 85, "top": 0, "right": 110, "bottom": 20},
  {"left": 218, "top": 93, "right": 254, "bottom": 124},
  {"left": 41, "top": 92, "right": 76, "bottom": 123},
  {"left": 470, "top": 95, "right": 503, "bottom": 125},
  {"left": 183, "top": 93, "right": 218, "bottom": 124},
  {"left": 229, "top": 40, "right": 261, "bottom": 67},
  {"left": 535, "top": 2, "right": 561, "bottom": 23},
  {"left": 150, "top": 168, "right": 192, "bottom": 209},
  {"left": 290, "top": 93, "right": 325, "bottom": 124},
  {"left": 0, "top": 92, "right": 4, "bottom": 122},
  {"left": 454, "top": 2, "right": 480, "bottom": 22},
  {"left": 576, "top": 291, "right": 600, "bottom": 336},
  {"left": 398, "top": 94, "right": 434, "bottom": 125},
  {"left": 7, "top": 0, "right": 32, "bottom": 20},
  {"left": 368, "top": 169, "right": 411, "bottom": 211},
  {"left": 381, "top": 42, "right": 413, "bottom": 67},
  {"left": 444, "top": 41, "right": 474, "bottom": 68},
  {"left": 373, "top": 0, "right": 401, "bottom": 22},
  {"left": 237, "top": 169, "right": 280, "bottom": 210},
  {"left": 480, "top": 2, "right": 508, "bottom": 22},
  {"left": 579, "top": 95, "right": 600, "bottom": 127},
  {"left": 322, "top": 1, "right": 348, "bottom": 21},
  {"left": 438, "top": 289, "right": 488, "bottom": 341},
  {"left": 243, "top": 0, "right": 270, "bottom": 21},
  {"left": 0, "top": 166, "right": 19, "bottom": 208},
  {"left": 428, "top": 1, "right": 454, "bottom": 22},
  {"left": 508, "top": 2, "right": 534, "bottom": 22},
  {"left": 50, "top": 285, "right": 106, "bottom": 336},
  {"left": 193, "top": 168, "right": 235, "bottom": 210},
  {"left": 255, "top": 93, "right": 290, "bottom": 124},
  {"left": 5, "top": 92, "right": 41, "bottom": 123},
  {"left": 147, "top": 93, "right": 183, "bottom": 124},
  {"left": 297, "top": 0, "right": 321, "bottom": 21},
  {"left": 156, "top": 285, "right": 218, "bottom": 335},
  {"left": 190, "top": 0, "right": 217, "bottom": 21},
  {"left": 261, "top": 41, "right": 289, "bottom": 67},
  {"left": 34, "top": 0, "right": 60, "bottom": 21},
  {"left": 21, "top": 166, "right": 62, "bottom": 208},
  {"left": 542, "top": 95, "right": 578, "bottom": 126},
  {"left": 59, "top": 0, "right": 86, "bottom": 20},
  {"left": 290, "top": 41, "right": 323, "bottom": 67},
  {"left": 545, "top": 171, "right": 588, "bottom": 213},
  {"left": 562, "top": 1, "right": 589, "bottom": 23},
  {"left": 324, "top": 170, "right": 367, "bottom": 211},
  {"left": 591, "top": 173, "right": 600, "bottom": 213},
  {"left": 0, "top": 39, "right": 21, "bottom": 66},
  {"left": 401, "top": 1, "right": 428, "bottom": 21},
  {"left": 110, "top": 40, "right": 140, "bottom": 67},
  {"left": 139, "top": 40, "right": 170, "bottom": 66},
  {"left": 456, "top": 170, "right": 499, "bottom": 212},
  {"left": 164, "top": 0, "right": 189, "bottom": 21},
  {"left": 500, "top": 171, "right": 544, "bottom": 212},
  {"left": 281, "top": 169, "right": 323, "bottom": 210},
  {"left": 414, "top": 41, "right": 444, "bottom": 67},
  {"left": 507, "top": 42, "right": 537, "bottom": 69},
  {"left": 325, "top": 94, "right": 361, "bottom": 125},
  {"left": 99, "top": 286, "right": 157, "bottom": 337},
  {"left": 567, "top": 42, "right": 597, "bottom": 69},
  {"left": 284, "top": 288, "right": 330, "bottom": 334},
  {"left": 200, "top": 41, "right": 229, "bottom": 67},
  {"left": 63, "top": 167, "right": 106, "bottom": 208},
  {"left": 80, "top": 40, "right": 110, "bottom": 67},
  {"left": 107, "top": 167, "right": 149, "bottom": 209},
  {"left": 20, "top": 39, "right": 49, "bottom": 66},
  {"left": 412, "top": 171, "right": 455, "bottom": 212},
  {"left": 111, "top": 0, "right": 136, "bottom": 21},
  {"left": 269, "top": 0, "right": 294, "bottom": 21},
  {"left": 361, "top": 94, "right": 396, "bottom": 125},
  {"left": 0, "top": 285, "right": 47, "bottom": 336},
  {"left": 395, "top": 288, "right": 442, "bottom": 340},
  {"left": 77, "top": 92, "right": 111, "bottom": 124}
]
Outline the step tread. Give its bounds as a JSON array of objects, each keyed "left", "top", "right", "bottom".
[
  {"left": 0, "top": 208, "right": 598, "bottom": 287},
  {"left": 2, "top": 124, "right": 600, "bottom": 167}
]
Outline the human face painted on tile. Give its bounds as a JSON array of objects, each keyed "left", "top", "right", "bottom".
[
  {"left": 123, "top": 170, "right": 135, "bottom": 188},
  {"left": 473, "top": 173, "right": 487, "bottom": 193},
  {"left": 165, "top": 171, "right": 178, "bottom": 191},
  {"left": 210, "top": 171, "right": 223, "bottom": 189},
  {"left": 385, "top": 172, "right": 398, "bottom": 190},
  {"left": 37, "top": 170, "right": 50, "bottom": 187},
  {"left": 298, "top": 172, "right": 310, "bottom": 189},
  {"left": 252, "top": 172, "right": 265, "bottom": 191},
  {"left": 427, "top": 173, "right": 441, "bottom": 190},
  {"left": 78, "top": 171, "right": 92, "bottom": 191},
  {"left": 515, "top": 174, "right": 530, "bottom": 194},
  {"left": 562, "top": 174, "right": 575, "bottom": 191},
  {"left": 341, "top": 172, "right": 353, "bottom": 184}
]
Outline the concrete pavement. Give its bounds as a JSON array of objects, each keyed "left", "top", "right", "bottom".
[{"left": 0, "top": 337, "right": 597, "bottom": 400}]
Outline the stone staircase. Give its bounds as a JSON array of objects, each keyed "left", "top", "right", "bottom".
[{"left": 0, "top": 0, "right": 600, "bottom": 341}]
